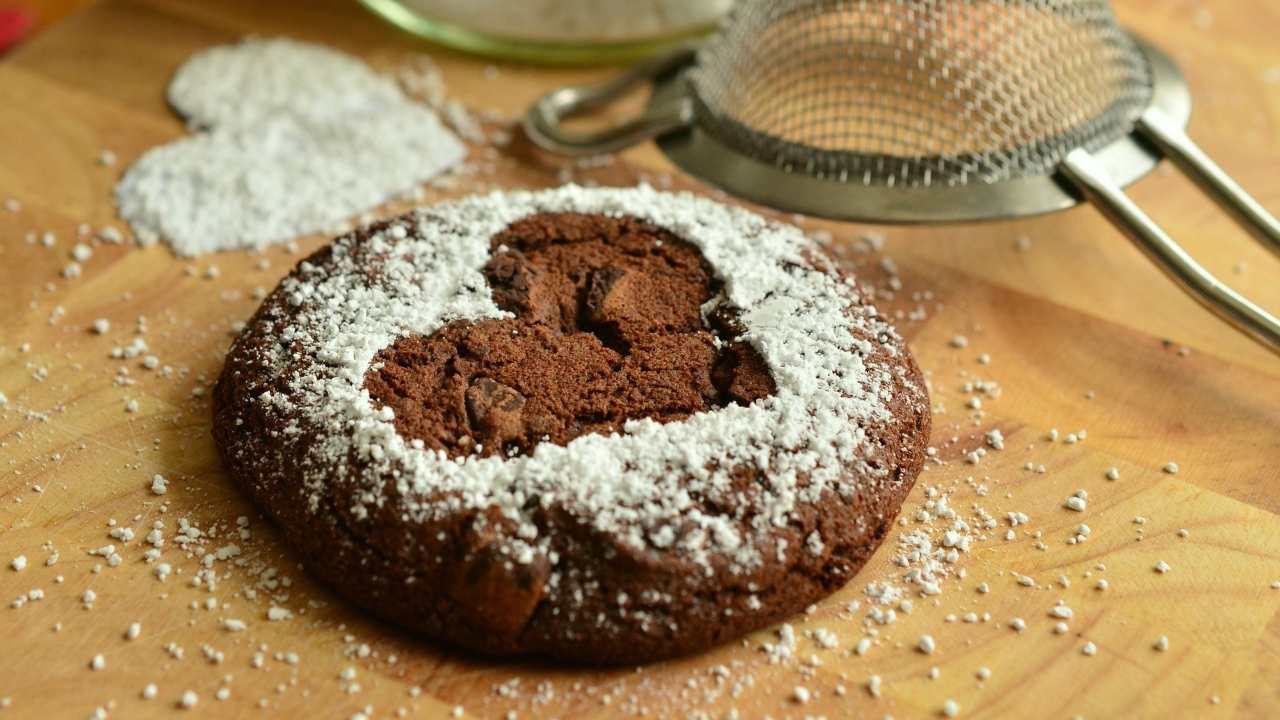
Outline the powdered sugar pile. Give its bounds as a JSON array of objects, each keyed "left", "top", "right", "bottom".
[
  {"left": 116, "top": 38, "right": 466, "bottom": 256},
  {"left": 241, "top": 185, "right": 915, "bottom": 571}
]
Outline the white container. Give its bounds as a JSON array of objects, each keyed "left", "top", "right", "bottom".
[{"left": 361, "top": 0, "right": 732, "bottom": 63}]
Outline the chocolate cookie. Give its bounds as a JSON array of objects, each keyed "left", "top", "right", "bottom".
[{"left": 213, "top": 186, "right": 930, "bottom": 664}]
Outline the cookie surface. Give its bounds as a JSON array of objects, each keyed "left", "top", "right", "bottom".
[{"left": 213, "top": 186, "right": 930, "bottom": 663}]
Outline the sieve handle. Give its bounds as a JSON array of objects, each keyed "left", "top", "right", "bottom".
[
  {"left": 523, "top": 45, "right": 697, "bottom": 157},
  {"left": 1137, "top": 107, "right": 1280, "bottom": 261},
  {"left": 1060, "top": 148, "right": 1280, "bottom": 355}
]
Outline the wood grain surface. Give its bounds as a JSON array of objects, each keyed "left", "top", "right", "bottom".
[{"left": 1, "top": 1, "right": 1278, "bottom": 718}]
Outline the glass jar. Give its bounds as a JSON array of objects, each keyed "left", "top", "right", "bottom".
[{"left": 359, "top": 0, "right": 731, "bottom": 64}]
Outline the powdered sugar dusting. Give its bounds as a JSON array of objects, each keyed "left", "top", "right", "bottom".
[
  {"left": 167, "top": 38, "right": 407, "bottom": 128},
  {"left": 235, "top": 185, "right": 914, "bottom": 573},
  {"left": 116, "top": 38, "right": 466, "bottom": 256}
]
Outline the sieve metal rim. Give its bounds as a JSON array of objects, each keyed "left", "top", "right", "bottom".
[{"left": 652, "top": 34, "right": 1189, "bottom": 224}]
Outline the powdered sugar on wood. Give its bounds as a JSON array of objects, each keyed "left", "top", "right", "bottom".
[{"left": 116, "top": 38, "right": 466, "bottom": 257}]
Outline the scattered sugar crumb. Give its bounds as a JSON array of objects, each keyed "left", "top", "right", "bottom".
[{"left": 918, "top": 634, "right": 936, "bottom": 654}]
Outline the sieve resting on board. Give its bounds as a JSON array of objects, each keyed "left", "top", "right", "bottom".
[{"left": 524, "top": 0, "right": 1280, "bottom": 355}]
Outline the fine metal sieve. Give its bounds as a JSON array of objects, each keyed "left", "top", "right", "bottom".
[{"left": 525, "top": 0, "right": 1280, "bottom": 354}]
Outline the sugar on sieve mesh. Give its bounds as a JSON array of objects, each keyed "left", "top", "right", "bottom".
[{"left": 526, "top": 0, "right": 1280, "bottom": 353}]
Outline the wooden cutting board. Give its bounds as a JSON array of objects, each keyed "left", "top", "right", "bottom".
[{"left": 1, "top": 1, "right": 1278, "bottom": 718}]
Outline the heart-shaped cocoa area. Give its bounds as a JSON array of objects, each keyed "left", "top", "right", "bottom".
[{"left": 364, "top": 212, "right": 777, "bottom": 459}]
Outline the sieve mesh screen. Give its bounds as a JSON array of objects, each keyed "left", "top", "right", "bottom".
[{"left": 689, "top": 0, "right": 1154, "bottom": 186}]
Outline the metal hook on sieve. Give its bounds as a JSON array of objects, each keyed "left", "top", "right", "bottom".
[{"left": 525, "top": 45, "right": 696, "bottom": 156}]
